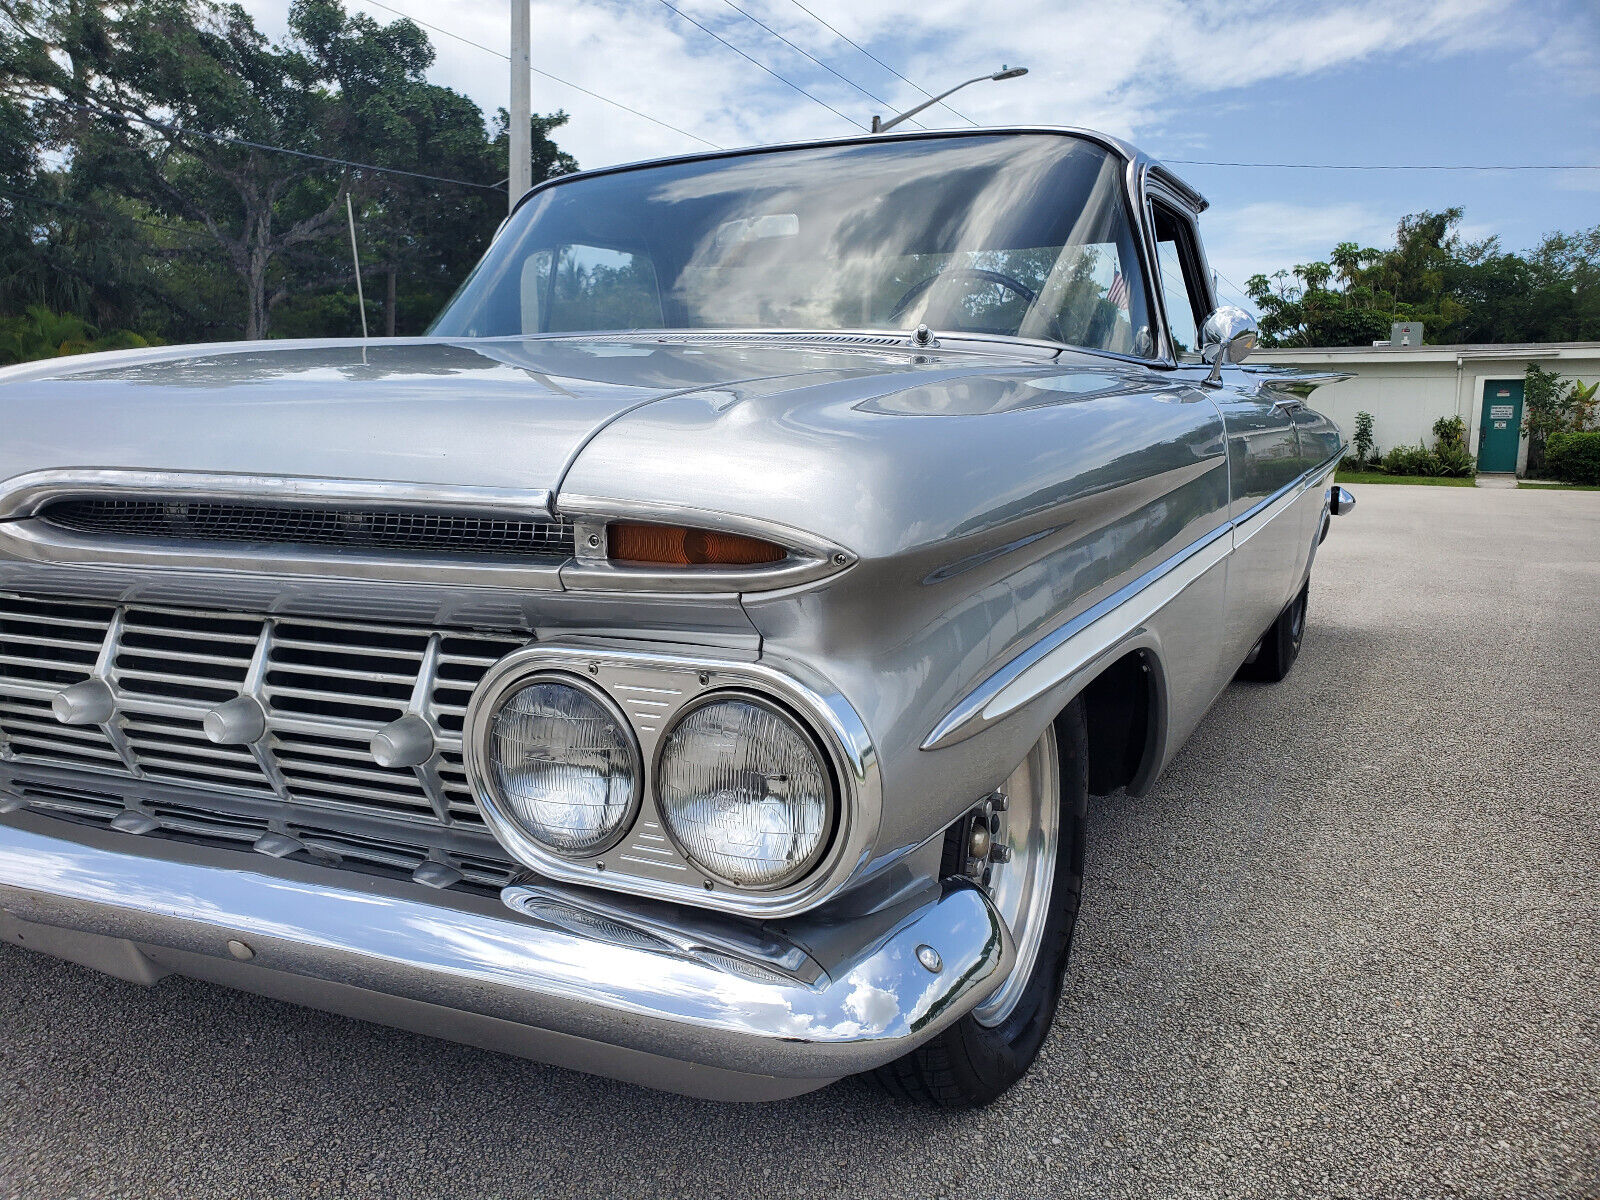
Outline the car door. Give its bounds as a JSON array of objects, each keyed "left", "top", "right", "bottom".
[{"left": 1148, "top": 195, "right": 1305, "bottom": 669}]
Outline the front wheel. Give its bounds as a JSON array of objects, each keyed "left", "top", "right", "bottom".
[{"left": 873, "top": 699, "right": 1089, "bottom": 1108}]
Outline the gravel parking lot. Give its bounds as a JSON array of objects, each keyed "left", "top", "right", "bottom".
[{"left": 2, "top": 483, "right": 1597, "bottom": 1200}]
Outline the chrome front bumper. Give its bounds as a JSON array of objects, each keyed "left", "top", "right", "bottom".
[{"left": 0, "top": 811, "right": 1012, "bottom": 1101}]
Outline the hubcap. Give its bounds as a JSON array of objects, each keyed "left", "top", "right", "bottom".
[{"left": 970, "top": 730, "right": 1061, "bottom": 1028}]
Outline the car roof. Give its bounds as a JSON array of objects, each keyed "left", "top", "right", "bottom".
[{"left": 510, "top": 126, "right": 1209, "bottom": 217}]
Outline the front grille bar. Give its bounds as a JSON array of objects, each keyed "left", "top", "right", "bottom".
[{"left": 0, "top": 593, "right": 525, "bottom": 840}]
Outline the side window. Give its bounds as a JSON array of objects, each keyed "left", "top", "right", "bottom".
[
  {"left": 1151, "top": 203, "right": 1212, "bottom": 359},
  {"left": 545, "top": 244, "right": 663, "bottom": 333}
]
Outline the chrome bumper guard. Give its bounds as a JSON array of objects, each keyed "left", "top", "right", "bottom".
[{"left": 0, "top": 811, "right": 1012, "bottom": 1101}]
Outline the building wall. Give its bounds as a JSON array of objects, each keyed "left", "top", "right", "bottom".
[{"left": 1249, "top": 345, "right": 1600, "bottom": 475}]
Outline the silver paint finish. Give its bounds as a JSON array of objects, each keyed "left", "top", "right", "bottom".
[
  {"left": 0, "top": 810, "right": 1012, "bottom": 1097},
  {"left": 0, "top": 128, "right": 1358, "bottom": 1087}
]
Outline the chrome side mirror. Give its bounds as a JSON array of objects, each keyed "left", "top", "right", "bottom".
[
  {"left": 1329, "top": 486, "right": 1356, "bottom": 516},
  {"left": 1200, "top": 306, "right": 1258, "bottom": 384}
]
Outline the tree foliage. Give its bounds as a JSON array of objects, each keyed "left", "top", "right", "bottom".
[
  {"left": 1523, "top": 362, "right": 1600, "bottom": 477},
  {"left": 1246, "top": 209, "right": 1600, "bottom": 348},
  {"left": 2, "top": 0, "right": 575, "bottom": 342}
]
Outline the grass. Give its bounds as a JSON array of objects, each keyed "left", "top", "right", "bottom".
[
  {"left": 1519, "top": 479, "right": 1600, "bottom": 492},
  {"left": 1334, "top": 470, "right": 1475, "bottom": 487}
]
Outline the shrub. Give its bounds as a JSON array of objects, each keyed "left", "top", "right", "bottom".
[
  {"left": 1432, "top": 414, "right": 1467, "bottom": 453},
  {"left": 1379, "top": 439, "right": 1475, "bottom": 480},
  {"left": 1432, "top": 444, "right": 1476, "bottom": 477},
  {"left": 1523, "top": 364, "right": 1599, "bottom": 476},
  {"left": 1353, "top": 410, "right": 1376, "bottom": 464},
  {"left": 1381, "top": 445, "right": 1433, "bottom": 476},
  {"left": 1547, "top": 431, "right": 1600, "bottom": 485},
  {"left": 0, "top": 305, "right": 156, "bottom": 366}
]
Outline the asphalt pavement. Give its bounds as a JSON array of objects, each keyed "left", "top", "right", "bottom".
[{"left": 2, "top": 483, "right": 1597, "bottom": 1200}]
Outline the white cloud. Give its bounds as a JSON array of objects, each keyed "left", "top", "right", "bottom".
[
  {"left": 1200, "top": 200, "right": 1398, "bottom": 303},
  {"left": 237, "top": 0, "right": 1527, "bottom": 172}
]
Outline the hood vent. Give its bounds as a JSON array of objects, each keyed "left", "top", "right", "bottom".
[{"left": 38, "top": 497, "right": 576, "bottom": 562}]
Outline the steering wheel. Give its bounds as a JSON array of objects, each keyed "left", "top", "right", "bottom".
[{"left": 890, "top": 267, "right": 1067, "bottom": 344}]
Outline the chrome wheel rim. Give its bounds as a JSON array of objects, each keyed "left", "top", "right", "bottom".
[{"left": 972, "top": 729, "right": 1061, "bottom": 1028}]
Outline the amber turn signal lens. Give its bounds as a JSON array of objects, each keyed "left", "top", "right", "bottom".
[{"left": 607, "top": 523, "right": 786, "bottom": 567}]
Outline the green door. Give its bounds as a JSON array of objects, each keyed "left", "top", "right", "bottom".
[{"left": 1478, "top": 381, "right": 1523, "bottom": 473}]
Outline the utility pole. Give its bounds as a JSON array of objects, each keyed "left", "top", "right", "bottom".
[{"left": 509, "top": 0, "right": 531, "bottom": 213}]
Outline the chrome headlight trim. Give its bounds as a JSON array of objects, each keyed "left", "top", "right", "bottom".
[
  {"left": 474, "top": 670, "right": 644, "bottom": 861},
  {"left": 463, "top": 642, "right": 881, "bottom": 918},
  {"left": 652, "top": 689, "right": 839, "bottom": 891}
]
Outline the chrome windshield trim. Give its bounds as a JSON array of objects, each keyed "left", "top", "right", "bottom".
[{"left": 504, "top": 126, "right": 1161, "bottom": 217}]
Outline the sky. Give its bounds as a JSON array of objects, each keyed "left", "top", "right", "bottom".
[{"left": 241, "top": 0, "right": 1600, "bottom": 313}]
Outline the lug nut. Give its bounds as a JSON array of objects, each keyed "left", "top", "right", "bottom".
[
  {"left": 990, "top": 844, "right": 1013, "bottom": 864},
  {"left": 968, "top": 823, "right": 992, "bottom": 861}
]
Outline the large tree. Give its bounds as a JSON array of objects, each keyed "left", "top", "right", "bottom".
[
  {"left": 9, "top": 0, "right": 573, "bottom": 339},
  {"left": 1247, "top": 208, "right": 1600, "bottom": 348}
]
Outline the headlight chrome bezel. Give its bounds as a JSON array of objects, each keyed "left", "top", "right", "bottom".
[
  {"left": 477, "top": 671, "right": 644, "bottom": 861},
  {"left": 652, "top": 689, "right": 839, "bottom": 891},
  {"left": 463, "top": 644, "right": 879, "bottom": 919}
]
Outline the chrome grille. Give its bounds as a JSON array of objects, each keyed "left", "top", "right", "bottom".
[
  {"left": 0, "top": 593, "right": 525, "bottom": 839},
  {"left": 4, "top": 776, "right": 518, "bottom": 894},
  {"left": 39, "top": 498, "right": 576, "bottom": 561}
]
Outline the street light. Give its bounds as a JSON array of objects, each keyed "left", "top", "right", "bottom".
[{"left": 871, "top": 66, "right": 1028, "bottom": 134}]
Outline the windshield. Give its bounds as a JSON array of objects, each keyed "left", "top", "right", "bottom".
[{"left": 432, "top": 134, "right": 1155, "bottom": 357}]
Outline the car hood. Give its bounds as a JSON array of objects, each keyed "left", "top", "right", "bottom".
[{"left": 0, "top": 335, "right": 1048, "bottom": 504}]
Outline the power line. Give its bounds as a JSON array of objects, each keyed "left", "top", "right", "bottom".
[
  {"left": 1169, "top": 158, "right": 1599, "bottom": 171},
  {"left": 1211, "top": 266, "right": 1258, "bottom": 313},
  {"left": 781, "top": 0, "right": 979, "bottom": 127},
  {"left": 714, "top": 0, "right": 922, "bottom": 128},
  {"left": 352, "top": 0, "right": 724, "bottom": 150},
  {"left": 56, "top": 101, "right": 504, "bottom": 189},
  {"left": 653, "top": 0, "right": 866, "bottom": 132}
]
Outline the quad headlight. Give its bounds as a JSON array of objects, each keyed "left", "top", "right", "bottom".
[
  {"left": 655, "top": 695, "right": 834, "bottom": 888},
  {"left": 482, "top": 676, "right": 640, "bottom": 856}
]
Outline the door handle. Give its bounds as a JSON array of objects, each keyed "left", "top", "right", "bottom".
[{"left": 1272, "top": 398, "right": 1304, "bottom": 414}]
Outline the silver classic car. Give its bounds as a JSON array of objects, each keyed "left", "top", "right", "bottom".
[{"left": 0, "top": 128, "right": 1351, "bottom": 1107}]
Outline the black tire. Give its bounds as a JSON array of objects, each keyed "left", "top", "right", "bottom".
[
  {"left": 873, "top": 699, "right": 1089, "bottom": 1108},
  {"left": 1238, "top": 581, "right": 1309, "bottom": 683}
]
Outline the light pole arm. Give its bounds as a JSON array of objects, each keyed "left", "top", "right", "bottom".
[{"left": 871, "top": 67, "right": 1027, "bottom": 134}]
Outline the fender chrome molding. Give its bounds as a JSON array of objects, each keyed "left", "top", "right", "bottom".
[
  {"left": 923, "top": 524, "right": 1232, "bottom": 750},
  {"left": 925, "top": 449, "right": 1344, "bottom": 751}
]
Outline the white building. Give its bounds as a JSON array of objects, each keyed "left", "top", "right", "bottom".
[{"left": 1250, "top": 342, "right": 1600, "bottom": 476}]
